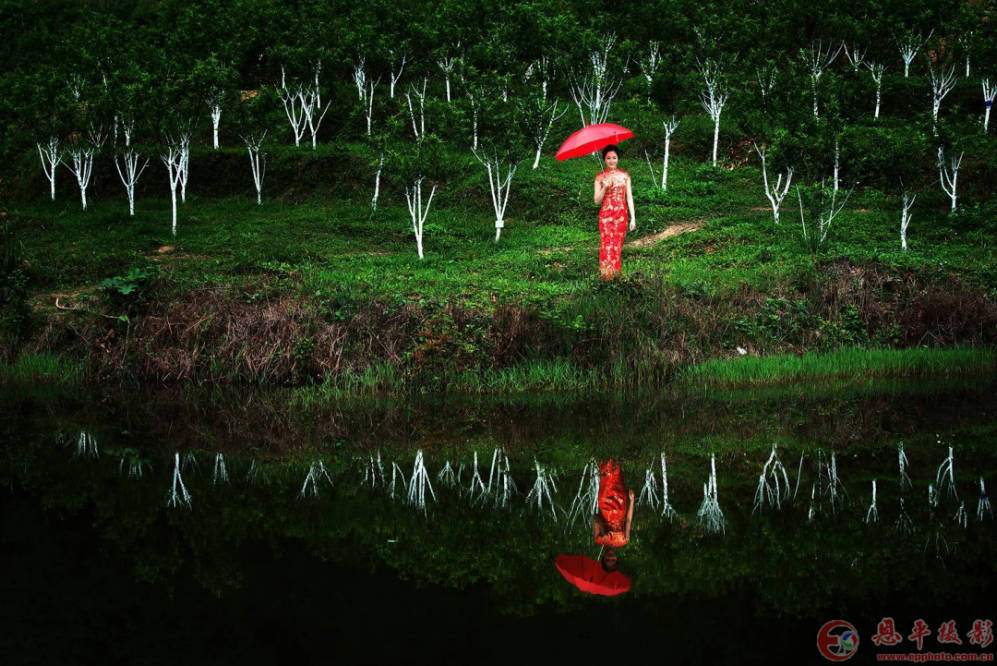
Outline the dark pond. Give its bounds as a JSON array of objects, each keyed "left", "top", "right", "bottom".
[{"left": 2, "top": 377, "right": 995, "bottom": 664}]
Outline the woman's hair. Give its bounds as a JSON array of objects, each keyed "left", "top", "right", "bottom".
[
  {"left": 601, "top": 144, "right": 619, "bottom": 160},
  {"left": 600, "top": 550, "right": 619, "bottom": 572}
]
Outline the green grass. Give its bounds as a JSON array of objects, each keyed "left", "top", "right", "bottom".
[
  {"left": 676, "top": 345, "right": 997, "bottom": 389},
  {"left": 0, "top": 352, "right": 84, "bottom": 385}
]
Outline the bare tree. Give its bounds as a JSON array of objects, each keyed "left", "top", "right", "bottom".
[
  {"left": 178, "top": 131, "right": 191, "bottom": 202},
  {"left": 800, "top": 40, "right": 842, "bottom": 119},
  {"left": 957, "top": 31, "right": 974, "bottom": 77},
  {"left": 646, "top": 117, "right": 681, "bottom": 191},
  {"left": 405, "top": 176, "right": 437, "bottom": 259},
  {"left": 753, "top": 143, "right": 793, "bottom": 224},
  {"left": 900, "top": 185, "right": 917, "bottom": 252},
  {"left": 568, "top": 33, "right": 624, "bottom": 127},
  {"left": 240, "top": 129, "right": 267, "bottom": 205},
  {"left": 638, "top": 41, "right": 661, "bottom": 101},
  {"left": 37, "top": 136, "right": 63, "bottom": 201},
  {"left": 896, "top": 29, "right": 933, "bottom": 78},
  {"left": 928, "top": 61, "right": 958, "bottom": 136},
  {"left": 982, "top": 79, "right": 995, "bottom": 133},
  {"left": 865, "top": 61, "right": 886, "bottom": 119},
  {"left": 796, "top": 181, "right": 852, "bottom": 250},
  {"left": 473, "top": 148, "right": 518, "bottom": 242},
  {"left": 524, "top": 56, "right": 553, "bottom": 101},
  {"left": 937, "top": 146, "right": 963, "bottom": 212},
  {"left": 363, "top": 76, "right": 380, "bottom": 136},
  {"left": 113, "top": 146, "right": 150, "bottom": 215},
  {"left": 62, "top": 124, "right": 106, "bottom": 211},
  {"left": 405, "top": 77, "right": 428, "bottom": 142},
  {"left": 371, "top": 152, "right": 384, "bottom": 211},
  {"left": 300, "top": 85, "right": 331, "bottom": 149},
  {"left": 698, "top": 58, "right": 729, "bottom": 166}
]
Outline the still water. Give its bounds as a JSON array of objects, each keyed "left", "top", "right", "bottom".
[{"left": 2, "top": 377, "right": 995, "bottom": 664}]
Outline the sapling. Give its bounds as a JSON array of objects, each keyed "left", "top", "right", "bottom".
[
  {"left": 436, "top": 460, "right": 457, "bottom": 489},
  {"left": 388, "top": 49, "right": 408, "bottom": 99},
  {"left": 568, "top": 33, "right": 624, "bottom": 128},
  {"left": 756, "top": 63, "right": 777, "bottom": 102},
  {"left": 37, "top": 136, "right": 63, "bottom": 201},
  {"left": 697, "top": 58, "right": 728, "bottom": 166},
  {"left": 160, "top": 132, "right": 186, "bottom": 236},
  {"left": 524, "top": 97, "right": 567, "bottom": 169},
  {"left": 865, "top": 62, "right": 886, "bottom": 119},
  {"left": 363, "top": 76, "right": 379, "bottom": 136},
  {"left": 647, "top": 117, "right": 680, "bottom": 190},
  {"left": 406, "top": 449, "right": 436, "bottom": 512},
  {"left": 800, "top": 41, "right": 842, "bottom": 119},
  {"left": 352, "top": 57, "right": 367, "bottom": 101},
  {"left": 363, "top": 451, "right": 385, "bottom": 488},
  {"left": 895, "top": 498, "right": 914, "bottom": 534},
  {"left": 113, "top": 146, "right": 150, "bottom": 216},
  {"left": 472, "top": 147, "right": 518, "bottom": 242},
  {"left": 467, "top": 451, "right": 487, "bottom": 502},
  {"left": 437, "top": 48, "right": 459, "bottom": 102},
  {"left": 178, "top": 131, "right": 191, "bottom": 203},
  {"left": 277, "top": 72, "right": 308, "bottom": 147},
  {"left": 795, "top": 181, "right": 853, "bottom": 252},
  {"left": 371, "top": 152, "right": 383, "bottom": 211},
  {"left": 62, "top": 125, "right": 106, "bottom": 211},
  {"left": 240, "top": 129, "right": 267, "bottom": 205},
  {"left": 896, "top": 29, "right": 932, "bottom": 77},
  {"left": 937, "top": 147, "right": 963, "bottom": 212},
  {"left": 404, "top": 176, "right": 437, "bottom": 259},
  {"left": 204, "top": 86, "right": 225, "bottom": 149},
  {"left": 300, "top": 85, "right": 331, "bottom": 149},
  {"left": 954, "top": 501, "right": 968, "bottom": 528},
  {"left": 842, "top": 42, "right": 867, "bottom": 71},
  {"left": 637, "top": 463, "right": 660, "bottom": 511},
  {"left": 405, "top": 78, "right": 428, "bottom": 142},
  {"left": 638, "top": 41, "right": 661, "bottom": 101},
  {"left": 566, "top": 459, "right": 599, "bottom": 526},
  {"left": 898, "top": 443, "right": 912, "bottom": 487},
  {"left": 982, "top": 79, "right": 995, "bottom": 133},
  {"left": 119, "top": 450, "right": 147, "bottom": 479},
  {"left": 753, "top": 142, "right": 793, "bottom": 224},
  {"left": 389, "top": 461, "right": 407, "bottom": 500},
  {"left": 928, "top": 62, "right": 958, "bottom": 136},
  {"left": 900, "top": 187, "right": 917, "bottom": 252}
]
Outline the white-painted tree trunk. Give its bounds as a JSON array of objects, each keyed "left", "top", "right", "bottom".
[
  {"left": 371, "top": 152, "right": 383, "bottom": 211},
  {"left": 405, "top": 78, "right": 427, "bottom": 142},
  {"left": 161, "top": 140, "right": 184, "bottom": 236},
  {"left": 937, "top": 147, "right": 963, "bottom": 212},
  {"left": 473, "top": 149, "right": 517, "bottom": 242},
  {"left": 833, "top": 138, "right": 840, "bottom": 193},
  {"left": 405, "top": 177, "right": 437, "bottom": 259},
  {"left": 353, "top": 57, "right": 367, "bottom": 101},
  {"left": 662, "top": 118, "right": 678, "bottom": 190},
  {"left": 241, "top": 129, "right": 267, "bottom": 205},
  {"left": 278, "top": 73, "right": 309, "bottom": 146},
  {"left": 61, "top": 126, "right": 105, "bottom": 211},
  {"left": 364, "top": 77, "right": 379, "bottom": 136},
  {"left": 569, "top": 33, "right": 623, "bottom": 127},
  {"left": 438, "top": 55, "right": 456, "bottom": 102},
  {"left": 37, "top": 136, "right": 63, "bottom": 201},
  {"left": 929, "top": 63, "right": 958, "bottom": 136},
  {"left": 638, "top": 41, "right": 661, "bottom": 101},
  {"left": 388, "top": 51, "right": 408, "bottom": 99},
  {"left": 113, "top": 147, "right": 150, "bottom": 216},
  {"left": 210, "top": 105, "right": 221, "bottom": 148},
  {"left": 900, "top": 189, "right": 916, "bottom": 251},
  {"left": 529, "top": 98, "right": 567, "bottom": 168},
  {"left": 753, "top": 143, "right": 793, "bottom": 224},
  {"left": 300, "top": 85, "right": 330, "bottom": 149},
  {"left": 698, "top": 58, "right": 728, "bottom": 167},
  {"left": 800, "top": 41, "right": 841, "bottom": 120},
  {"left": 866, "top": 62, "right": 885, "bottom": 119},
  {"left": 982, "top": 79, "right": 995, "bottom": 133},
  {"left": 179, "top": 132, "right": 190, "bottom": 202}
]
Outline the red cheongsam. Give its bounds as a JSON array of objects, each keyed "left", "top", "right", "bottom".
[
  {"left": 596, "top": 169, "right": 629, "bottom": 279},
  {"left": 595, "top": 458, "right": 629, "bottom": 547}
]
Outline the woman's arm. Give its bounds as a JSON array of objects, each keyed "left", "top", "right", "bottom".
[
  {"left": 594, "top": 176, "right": 607, "bottom": 205},
  {"left": 624, "top": 489, "right": 635, "bottom": 541},
  {"left": 626, "top": 174, "right": 636, "bottom": 231}
]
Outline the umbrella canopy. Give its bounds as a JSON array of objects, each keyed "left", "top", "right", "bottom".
[
  {"left": 555, "top": 553, "right": 632, "bottom": 596},
  {"left": 555, "top": 123, "right": 634, "bottom": 162}
]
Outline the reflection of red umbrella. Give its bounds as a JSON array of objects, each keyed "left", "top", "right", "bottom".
[
  {"left": 555, "top": 123, "right": 634, "bottom": 162},
  {"left": 555, "top": 554, "right": 631, "bottom": 596}
]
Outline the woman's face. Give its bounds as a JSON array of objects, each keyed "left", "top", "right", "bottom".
[{"left": 604, "top": 151, "right": 619, "bottom": 170}]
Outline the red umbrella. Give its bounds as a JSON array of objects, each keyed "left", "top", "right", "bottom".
[
  {"left": 555, "top": 123, "right": 634, "bottom": 162},
  {"left": 555, "top": 554, "right": 631, "bottom": 596}
]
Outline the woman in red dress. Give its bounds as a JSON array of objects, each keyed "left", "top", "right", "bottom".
[
  {"left": 593, "top": 458, "right": 635, "bottom": 572},
  {"left": 593, "top": 145, "right": 636, "bottom": 279}
]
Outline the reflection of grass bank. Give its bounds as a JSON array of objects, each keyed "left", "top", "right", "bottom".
[
  {"left": 0, "top": 352, "right": 83, "bottom": 385},
  {"left": 676, "top": 346, "right": 996, "bottom": 390}
]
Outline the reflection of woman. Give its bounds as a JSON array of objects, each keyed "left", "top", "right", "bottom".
[
  {"left": 592, "top": 144, "right": 636, "bottom": 280},
  {"left": 593, "top": 459, "right": 635, "bottom": 572}
]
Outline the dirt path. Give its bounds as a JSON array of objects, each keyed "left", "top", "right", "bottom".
[{"left": 625, "top": 220, "right": 703, "bottom": 248}]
